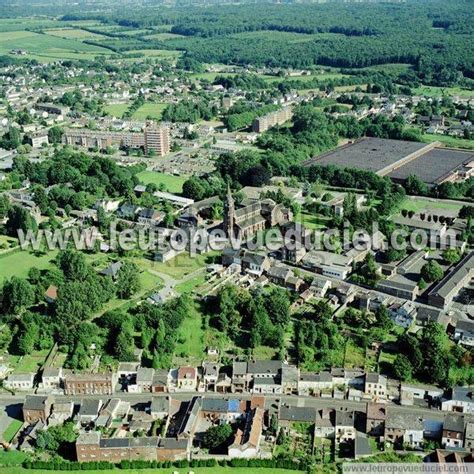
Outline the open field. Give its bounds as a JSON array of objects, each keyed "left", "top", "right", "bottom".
[
  {"left": 136, "top": 170, "right": 187, "bottom": 193},
  {"left": 174, "top": 303, "right": 205, "bottom": 364},
  {"left": 124, "top": 49, "right": 181, "bottom": 59},
  {"left": 1, "top": 30, "right": 112, "bottom": 61},
  {"left": 0, "top": 250, "right": 58, "bottom": 282},
  {"left": 144, "top": 32, "right": 186, "bottom": 40},
  {"left": 412, "top": 85, "right": 474, "bottom": 99},
  {"left": 134, "top": 252, "right": 218, "bottom": 280},
  {"left": 104, "top": 103, "right": 129, "bottom": 118},
  {"left": 132, "top": 102, "right": 167, "bottom": 120},
  {"left": 398, "top": 197, "right": 466, "bottom": 215},
  {"left": 44, "top": 28, "right": 107, "bottom": 40},
  {"left": 421, "top": 133, "right": 474, "bottom": 150}
]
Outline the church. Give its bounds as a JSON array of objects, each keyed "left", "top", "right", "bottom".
[{"left": 223, "top": 186, "right": 293, "bottom": 241}]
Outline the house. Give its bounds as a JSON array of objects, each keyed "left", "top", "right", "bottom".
[
  {"left": 247, "top": 360, "right": 282, "bottom": 381},
  {"left": 48, "top": 401, "right": 74, "bottom": 427},
  {"left": 464, "top": 422, "right": 474, "bottom": 452},
  {"left": 78, "top": 399, "right": 102, "bottom": 425},
  {"left": 44, "top": 285, "right": 58, "bottom": 304},
  {"left": 232, "top": 361, "right": 247, "bottom": 393},
  {"left": 202, "top": 362, "right": 220, "bottom": 392},
  {"left": 302, "top": 250, "right": 352, "bottom": 280},
  {"left": 99, "top": 262, "right": 123, "bottom": 280},
  {"left": 267, "top": 265, "right": 293, "bottom": 286},
  {"left": 176, "top": 367, "right": 198, "bottom": 391},
  {"left": 454, "top": 320, "right": 474, "bottom": 347},
  {"left": 388, "top": 300, "right": 416, "bottom": 328},
  {"left": 279, "top": 405, "right": 317, "bottom": 428},
  {"left": 3, "top": 373, "right": 34, "bottom": 391},
  {"left": 385, "top": 410, "right": 424, "bottom": 449},
  {"left": 442, "top": 413, "right": 465, "bottom": 449},
  {"left": 137, "top": 208, "right": 164, "bottom": 227},
  {"left": 252, "top": 377, "right": 282, "bottom": 395},
  {"left": 136, "top": 368, "right": 155, "bottom": 393},
  {"left": 314, "top": 408, "right": 335, "bottom": 438},
  {"left": 335, "top": 409, "right": 356, "bottom": 443},
  {"left": 228, "top": 407, "right": 263, "bottom": 459},
  {"left": 147, "top": 288, "right": 177, "bottom": 305},
  {"left": 281, "top": 365, "right": 299, "bottom": 395},
  {"left": 151, "top": 369, "right": 169, "bottom": 393},
  {"left": 365, "top": 403, "right": 386, "bottom": 437},
  {"left": 241, "top": 251, "right": 270, "bottom": 277},
  {"left": 442, "top": 387, "right": 474, "bottom": 414},
  {"left": 64, "top": 372, "right": 115, "bottom": 395},
  {"left": 23, "top": 395, "right": 53, "bottom": 424},
  {"left": 364, "top": 373, "right": 387, "bottom": 400},
  {"left": 298, "top": 372, "right": 333, "bottom": 396},
  {"left": 41, "top": 367, "right": 62, "bottom": 391},
  {"left": 150, "top": 397, "right": 169, "bottom": 420}
]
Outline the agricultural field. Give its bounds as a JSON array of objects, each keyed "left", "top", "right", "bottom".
[
  {"left": 136, "top": 170, "right": 187, "bottom": 194},
  {"left": 44, "top": 28, "right": 108, "bottom": 40},
  {"left": 1, "top": 420, "right": 23, "bottom": 444},
  {"left": 0, "top": 30, "right": 112, "bottom": 61},
  {"left": 144, "top": 32, "right": 186, "bottom": 41}
]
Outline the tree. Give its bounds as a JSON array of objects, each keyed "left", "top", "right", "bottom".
[
  {"left": 393, "top": 354, "right": 413, "bottom": 381},
  {"left": 182, "top": 176, "right": 206, "bottom": 201},
  {"left": 1, "top": 277, "right": 34, "bottom": 314},
  {"left": 5, "top": 205, "right": 37, "bottom": 237},
  {"left": 57, "top": 250, "right": 89, "bottom": 281},
  {"left": 0, "top": 195, "right": 11, "bottom": 219},
  {"left": 116, "top": 262, "right": 141, "bottom": 298},
  {"left": 420, "top": 260, "right": 444, "bottom": 283},
  {"left": 264, "top": 287, "right": 290, "bottom": 327},
  {"left": 202, "top": 423, "right": 233, "bottom": 450},
  {"left": 375, "top": 305, "right": 393, "bottom": 332},
  {"left": 443, "top": 248, "right": 461, "bottom": 265},
  {"left": 36, "top": 421, "right": 77, "bottom": 454},
  {"left": 48, "top": 126, "right": 64, "bottom": 145}
]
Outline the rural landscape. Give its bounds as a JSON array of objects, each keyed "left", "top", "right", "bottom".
[{"left": 0, "top": 0, "right": 473, "bottom": 473}]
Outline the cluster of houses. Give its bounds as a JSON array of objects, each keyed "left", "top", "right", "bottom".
[{"left": 14, "top": 381, "right": 474, "bottom": 463}]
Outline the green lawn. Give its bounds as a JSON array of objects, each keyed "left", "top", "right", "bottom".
[
  {"left": 1, "top": 420, "right": 23, "bottom": 444},
  {"left": 294, "top": 211, "right": 328, "bottom": 230},
  {"left": 398, "top": 197, "right": 464, "bottom": 214},
  {"left": 136, "top": 170, "right": 187, "bottom": 194},
  {"left": 0, "top": 449, "right": 28, "bottom": 466},
  {"left": 45, "top": 28, "right": 107, "bottom": 40},
  {"left": 9, "top": 350, "right": 49, "bottom": 373},
  {"left": 175, "top": 274, "right": 207, "bottom": 295},
  {"left": 421, "top": 133, "right": 474, "bottom": 150},
  {"left": 174, "top": 302, "right": 205, "bottom": 364},
  {"left": 0, "top": 250, "right": 58, "bottom": 282},
  {"left": 135, "top": 252, "right": 218, "bottom": 280},
  {"left": 104, "top": 103, "right": 129, "bottom": 118},
  {"left": 132, "top": 102, "right": 167, "bottom": 120}
]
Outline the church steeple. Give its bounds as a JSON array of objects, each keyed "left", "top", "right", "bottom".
[{"left": 223, "top": 184, "right": 235, "bottom": 238}]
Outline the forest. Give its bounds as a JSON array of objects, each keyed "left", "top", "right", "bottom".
[{"left": 54, "top": 0, "right": 474, "bottom": 86}]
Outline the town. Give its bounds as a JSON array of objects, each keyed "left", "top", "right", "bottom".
[{"left": 0, "top": 1, "right": 473, "bottom": 473}]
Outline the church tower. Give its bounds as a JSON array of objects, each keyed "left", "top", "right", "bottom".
[{"left": 223, "top": 184, "right": 235, "bottom": 238}]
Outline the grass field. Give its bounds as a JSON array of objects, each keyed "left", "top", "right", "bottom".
[
  {"left": 398, "top": 196, "right": 465, "bottom": 214},
  {"left": 294, "top": 211, "right": 328, "bottom": 229},
  {"left": 413, "top": 85, "right": 474, "bottom": 99},
  {"left": 124, "top": 49, "right": 181, "bottom": 59},
  {"left": 174, "top": 302, "right": 205, "bottom": 364},
  {"left": 1, "top": 30, "right": 112, "bottom": 62},
  {"left": 1, "top": 420, "right": 23, "bottom": 444},
  {"left": 7, "top": 350, "right": 49, "bottom": 373},
  {"left": 104, "top": 103, "right": 129, "bottom": 118},
  {"left": 136, "top": 170, "right": 187, "bottom": 193},
  {"left": 421, "top": 133, "right": 474, "bottom": 150},
  {"left": 132, "top": 102, "right": 167, "bottom": 120},
  {"left": 144, "top": 32, "right": 186, "bottom": 40},
  {"left": 45, "top": 28, "right": 107, "bottom": 40},
  {"left": 0, "top": 250, "right": 58, "bottom": 282}
]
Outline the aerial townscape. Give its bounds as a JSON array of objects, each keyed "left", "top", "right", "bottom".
[{"left": 0, "top": 0, "right": 473, "bottom": 473}]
